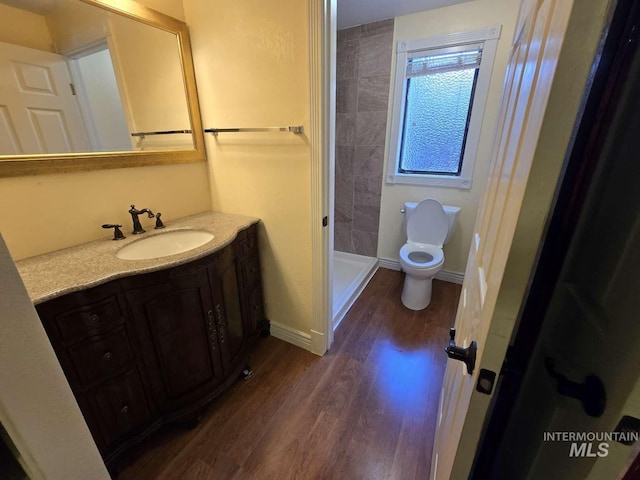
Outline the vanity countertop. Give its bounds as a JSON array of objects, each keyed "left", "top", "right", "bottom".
[{"left": 16, "top": 211, "right": 259, "bottom": 305}]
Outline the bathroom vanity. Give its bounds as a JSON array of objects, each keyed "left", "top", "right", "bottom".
[{"left": 16, "top": 212, "right": 267, "bottom": 469}]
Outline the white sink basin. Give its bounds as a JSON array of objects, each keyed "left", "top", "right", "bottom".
[{"left": 116, "top": 230, "right": 214, "bottom": 260}]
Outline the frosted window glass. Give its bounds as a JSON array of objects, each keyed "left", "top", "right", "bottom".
[{"left": 399, "top": 56, "right": 478, "bottom": 175}]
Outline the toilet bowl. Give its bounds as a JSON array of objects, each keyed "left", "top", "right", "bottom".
[{"left": 400, "top": 199, "right": 460, "bottom": 310}]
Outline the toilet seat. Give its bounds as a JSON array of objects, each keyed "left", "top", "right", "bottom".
[{"left": 399, "top": 243, "right": 444, "bottom": 270}]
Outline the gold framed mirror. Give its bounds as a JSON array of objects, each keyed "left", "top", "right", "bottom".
[{"left": 0, "top": 0, "right": 205, "bottom": 177}]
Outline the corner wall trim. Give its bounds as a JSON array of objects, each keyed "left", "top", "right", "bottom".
[
  {"left": 378, "top": 257, "right": 465, "bottom": 284},
  {"left": 378, "top": 257, "right": 401, "bottom": 271},
  {"left": 270, "top": 321, "right": 312, "bottom": 351},
  {"left": 310, "top": 330, "right": 325, "bottom": 356},
  {"left": 308, "top": 0, "right": 333, "bottom": 354}
]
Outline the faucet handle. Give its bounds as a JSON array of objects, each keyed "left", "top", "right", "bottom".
[
  {"left": 102, "top": 224, "right": 126, "bottom": 241},
  {"left": 155, "top": 212, "right": 165, "bottom": 229}
]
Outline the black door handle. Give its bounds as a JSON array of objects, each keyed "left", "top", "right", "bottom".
[
  {"left": 445, "top": 328, "right": 477, "bottom": 374},
  {"left": 545, "top": 357, "right": 606, "bottom": 417}
]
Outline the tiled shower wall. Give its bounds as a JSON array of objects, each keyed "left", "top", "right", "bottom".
[{"left": 335, "top": 19, "right": 394, "bottom": 257}]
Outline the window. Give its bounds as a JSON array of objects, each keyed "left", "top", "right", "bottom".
[{"left": 386, "top": 26, "right": 501, "bottom": 188}]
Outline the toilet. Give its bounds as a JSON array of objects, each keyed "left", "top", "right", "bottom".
[{"left": 400, "top": 199, "right": 460, "bottom": 310}]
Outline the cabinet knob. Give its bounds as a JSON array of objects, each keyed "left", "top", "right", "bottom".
[
  {"left": 88, "top": 313, "right": 100, "bottom": 324},
  {"left": 121, "top": 405, "right": 129, "bottom": 414},
  {"left": 103, "top": 352, "right": 113, "bottom": 361}
]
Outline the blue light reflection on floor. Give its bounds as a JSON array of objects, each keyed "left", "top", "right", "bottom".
[{"left": 374, "top": 344, "right": 439, "bottom": 414}]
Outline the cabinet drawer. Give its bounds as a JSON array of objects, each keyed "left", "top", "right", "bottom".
[
  {"left": 52, "top": 295, "right": 124, "bottom": 341},
  {"left": 67, "top": 326, "right": 134, "bottom": 385},
  {"left": 238, "top": 232, "right": 258, "bottom": 258},
  {"left": 241, "top": 255, "right": 261, "bottom": 289},
  {"left": 247, "top": 283, "right": 265, "bottom": 328},
  {"left": 86, "top": 368, "right": 152, "bottom": 448}
]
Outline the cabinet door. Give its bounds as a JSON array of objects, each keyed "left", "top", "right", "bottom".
[
  {"left": 211, "top": 252, "right": 247, "bottom": 374},
  {"left": 85, "top": 367, "right": 152, "bottom": 449},
  {"left": 125, "top": 264, "right": 224, "bottom": 411}
]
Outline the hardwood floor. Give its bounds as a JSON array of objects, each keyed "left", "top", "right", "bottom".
[{"left": 118, "top": 268, "right": 461, "bottom": 479}]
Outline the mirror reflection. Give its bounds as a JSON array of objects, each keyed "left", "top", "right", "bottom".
[{"left": 0, "top": 0, "right": 194, "bottom": 156}]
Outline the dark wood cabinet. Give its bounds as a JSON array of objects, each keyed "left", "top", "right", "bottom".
[
  {"left": 85, "top": 367, "right": 153, "bottom": 449},
  {"left": 123, "top": 260, "right": 227, "bottom": 414},
  {"left": 236, "top": 224, "right": 269, "bottom": 340},
  {"left": 35, "top": 225, "right": 267, "bottom": 468}
]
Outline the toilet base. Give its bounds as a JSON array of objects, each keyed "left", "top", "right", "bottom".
[{"left": 401, "top": 274, "right": 434, "bottom": 310}]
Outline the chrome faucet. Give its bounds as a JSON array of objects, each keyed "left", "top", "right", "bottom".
[{"left": 129, "top": 204, "right": 155, "bottom": 234}]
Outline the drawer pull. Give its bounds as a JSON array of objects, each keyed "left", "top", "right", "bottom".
[
  {"left": 121, "top": 405, "right": 129, "bottom": 414},
  {"left": 88, "top": 313, "right": 100, "bottom": 324},
  {"left": 103, "top": 352, "right": 113, "bottom": 361},
  {"left": 207, "top": 310, "right": 217, "bottom": 350},
  {"left": 215, "top": 305, "right": 226, "bottom": 344}
]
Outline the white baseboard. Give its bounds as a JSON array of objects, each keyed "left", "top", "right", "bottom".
[
  {"left": 377, "top": 257, "right": 465, "bottom": 284},
  {"left": 270, "top": 321, "right": 312, "bottom": 351},
  {"left": 378, "top": 257, "right": 401, "bottom": 271},
  {"left": 310, "top": 329, "right": 326, "bottom": 356},
  {"left": 436, "top": 269, "right": 465, "bottom": 285}
]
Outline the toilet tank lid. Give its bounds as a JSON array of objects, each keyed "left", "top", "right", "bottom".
[
  {"left": 443, "top": 205, "right": 461, "bottom": 215},
  {"left": 407, "top": 199, "right": 448, "bottom": 246},
  {"left": 405, "top": 201, "right": 460, "bottom": 216}
]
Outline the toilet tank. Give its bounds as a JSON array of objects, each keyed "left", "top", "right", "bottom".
[{"left": 403, "top": 201, "right": 461, "bottom": 245}]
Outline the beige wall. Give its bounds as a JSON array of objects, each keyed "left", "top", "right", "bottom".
[
  {"left": 138, "top": 0, "right": 185, "bottom": 21},
  {"left": 183, "top": 0, "right": 313, "bottom": 335},
  {"left": 45, "top": 0, "right": 184, "bottom": 54},
  {"left": 108, "top": 14, "right": 191, "bottom": 147},
  {"left": 377, "top": 0, "right": 520, "bottom": 273},
  {"left": 0, "top": 3, "right": 53, "bottom": 52},
  {"left": 0, "top": 0, "right": 211, "bottom": 261},
  {"left": 0, "top": 163, "right": 210, "bottom": 260},
  {"left": 44, "top": 0, "right": 108, "bottom": 53}
]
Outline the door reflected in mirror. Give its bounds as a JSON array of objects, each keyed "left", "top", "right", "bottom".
[{"left": 0, "top": 0, "right": 194, "bottom": 156}]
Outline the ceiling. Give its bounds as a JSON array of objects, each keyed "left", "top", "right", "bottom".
[
  {"left": 3, "top": 0, "right": 473, "bottom": 35},
  {"left": 338, "top": 0, "right": 473, "bottom": 29},
  {"left": 0, "top": 0, "right": 57, "bottom": 15}
]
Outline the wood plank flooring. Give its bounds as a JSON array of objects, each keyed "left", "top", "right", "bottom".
[{"left": 118, "top": 268, "right": 461, "bottom": 479}]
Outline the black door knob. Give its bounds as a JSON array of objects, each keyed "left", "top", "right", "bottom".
[
  {"left": 545, "top": 357, "right": 606, "bottom": 417},
  {"left": 445, "top": 328, "right": 478, "bottom": 375}
]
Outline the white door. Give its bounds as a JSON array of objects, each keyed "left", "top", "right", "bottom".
[
  {"left": 431, "top": 0, "right": 575, "bottom": 478},
  {"left": 0, "top": 41, "right": 91, "bottom": 155},
  {"left": 489, "top": 12, "right": 640, "bottom": 477},
  {"left": 70, "top": 46, "right": 132, "bottom": 152}
]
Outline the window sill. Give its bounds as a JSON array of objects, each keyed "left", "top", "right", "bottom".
[{"left": 385, "top": 173, "right": 472, "bottom": 189}]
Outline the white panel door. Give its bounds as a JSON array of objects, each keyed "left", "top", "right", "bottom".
[
  {"left": 431, "top": 0, "right": 575, "bottom": 478},
  {"left": 0, "top": 41, "right": 90, "bottom": 155}
]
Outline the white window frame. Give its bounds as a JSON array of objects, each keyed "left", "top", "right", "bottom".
[{"left": 386, "top": 25, "right": 502, "bottom": 189}]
